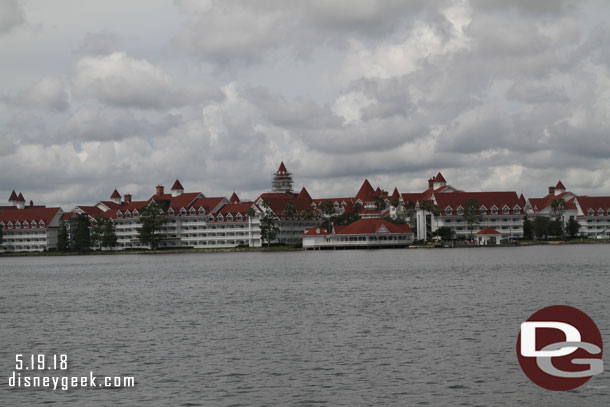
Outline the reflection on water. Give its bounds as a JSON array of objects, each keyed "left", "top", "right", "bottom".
[{"left": 0, "top": 245, "right": 609, "bottom": 406}]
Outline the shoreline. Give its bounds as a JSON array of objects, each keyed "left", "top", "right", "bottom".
[{"left": 1, "top": 239, "right": 610, "bottom": 257}]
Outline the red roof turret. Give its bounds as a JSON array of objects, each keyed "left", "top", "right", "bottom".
[
  {"left": 277, "top": 161, "right": 287, "bottom": 173},
  {"left": 356, "top": 179, "right": 375, "bottom": 201},
  {"left": 297, "top": 187, "right": 312, "bottom": 202},
  {"left": 17, "top": 193, "right": 25, "bottom": 202},
  {"left": 229, "top": 192, "right": 240, "bottom": 203},
  {"left": 171, "top": 179, "right": 184, "bottom": 190},
  {"left": 555, "top": 180, "right": 566, "bottom": 190},
  {"left": 434, "top": 172, "right": 446, "bottom": 183},
  {"left": 9, "top": 190, "right": 18, "bottom": 201},
  {"left": 110, "top": 189, "right": 121, "bottom": 199}
]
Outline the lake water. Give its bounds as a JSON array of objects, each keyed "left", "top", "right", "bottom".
[{"left": 1, "top": 245, "right": 609, "bottom": 406}]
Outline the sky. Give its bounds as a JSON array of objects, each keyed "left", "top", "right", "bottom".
[{"left": 2, "top": 0, "right": 610, "bottom": 208}]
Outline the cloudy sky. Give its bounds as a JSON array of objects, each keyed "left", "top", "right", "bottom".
[{"left": 2, "top": 0, "right": 610, "bottom": 208}]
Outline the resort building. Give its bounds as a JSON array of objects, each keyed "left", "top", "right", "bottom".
[
  {"left": 527, "top": 181, "right": 610, "bottom": 238},
  {"left": 396, "top": 173, "right": 526, "bottom": 241},
  {"left": 302, "top": 218, "right": 413, "bottom": 249},
  {"left": 0, "top": 191, "right": 63, "bottom": 252}
]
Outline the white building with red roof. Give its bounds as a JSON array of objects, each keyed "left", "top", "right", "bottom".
[
  {"left": 0, "top": 191, "right": 63, "bottom": 252},
  {"left": 527, "top": 181, "right": 610, "bottom": 238},
  {"left": 302, "top": 218, "right": 413, "bottom": 249}
]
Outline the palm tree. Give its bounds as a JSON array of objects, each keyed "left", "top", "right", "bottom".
[
  {"left": 550, "top": 198, "right": 565, "bottom": 220},
  {"left": 284, "top": 200, "right": 297, "bottom": 219}
]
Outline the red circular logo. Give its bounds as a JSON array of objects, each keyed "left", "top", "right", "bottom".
[{"left": 516, "top": 305, "right": 603, "bottom": 391}]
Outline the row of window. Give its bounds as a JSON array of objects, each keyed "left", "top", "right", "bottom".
[
  {"left": 444, "top": 205, "right": 522, "bottom": 216},
  {"left": 586, "top": 209, "right": 610, "bottom": 216},
  {"left": 0, "top": 220, "right": 46, "bottom": 229}
]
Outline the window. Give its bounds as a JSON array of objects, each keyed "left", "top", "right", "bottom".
[
  {"left": 480, "top": 206, "right": 487, "bottom": 214},
  {"left": 31, "top": 221, "right": 36, "bottom": 228},
  {"left": 491, "top": 206, "right": 498, "bottom": 215},
  {"left": 7, "top": 221, "right": 13, "bottom": 229},
  {"left": 598, "top": 209, "right": 604, "bottom": 216},
  {"left": 514, "top": 206, "right": 521, "bottom": 215},
  {"left": 445, "top": 207, "right": 453, "bottom": 216},
  {"left": 457, "top": 206, "right": 464, "bottom": 216},
  {"left": 180, "top": 208, "right": 187, "bottom": 216},
  {"left": 588, "top": 209, "right": 594, "bottom": 216},
  {"left": 125, "top": 210, "right": 131, "bottom": 218},
  {"left": 502, "top": 206, "right": 510, "bottom": 214},
  {"left": 168, "top": 208, "right": 175, "bottom": 216},
  {"left": 198, "top": 207, "right": 205, "bottom": 215},
  {"left": 23, "top": 221, "right": 29, "bottom": 228},
  {"left": 39, "top": 221, "right": 45, "bottom": 228},
  {"left": 190, "top": 208, "right": 196, "bottom": 215},
  {"left": 15, "top": 221, "right": 21, "bottom": 229},
  {"left": 117, "top": 211, "right": 123, "bottom": 218}
]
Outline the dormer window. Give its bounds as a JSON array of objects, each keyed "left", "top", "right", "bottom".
[
  {"left": 168, "top": 208, "right": 175, "bottom": 216},
  {"left": 132, "top": 209, "right": 139, "bottom": 217},
  {"left": 198, "top": 207, "right": 205, "bottom": 215},
  {"left": 125, "top": 210, "right": 131, "bottom": 218},
  {"left": 7, "top": 221, "right": 13, "bottom": 229},
  {"left": 208, "top": 215, "right": 214, "bottom": 221},
  {"left": 0, "top": 222, "right": 4, "bottom": 229},
  {"left": 341, "top": 201, "right": 347, "bottom": 207},
  {"left": 502, "top": 205, "right": 510, "bottom": 214},
  {"left": 479, "top": 206, "right": 487, "bottom": 214},
  {"left": 514, "top": 206, "right": 521, "bottom": 215},
  {"left": 236, "top": 213, "right": 243, "bottom": 220},
  {"left": 445, "top": 207, "right": 453, "bottom": 216},
  {"left": 15, "top": 221, "right": 21, "bottom": 229},
  {"left": 23, "top": 221, "right": 29, "bottom": 228},
  {"left": 180, "top": 208, "right": 187, "bottom": 216},
  {"left": 217, "top": 214, "right": 224, "bottom": 221},
  {"left": 598, "top": 209, "right": 604, "bottom": 216},
  {"left": 588, "top": 209, "right": 594, "bottom": 216},
  {"left": 189, "top": 208, "right": 196, "bottom": 215},
  {"left": 117, "top": 211, "right": 123, "bottom": 218},
  {"left": 491, "top": 206, "right": 498, "bottom": 215},
  {"left": 39, "top": 221, "right": 45, "bottom": 228},
  {"left": 30, "top": 221, "right": 37, "bottom": 228},
  {"left": 333, "top": 202, "right": 339, "bottom": 208},
  {"left": 457, "top": 206, "right": 464, "bottom": 216}
]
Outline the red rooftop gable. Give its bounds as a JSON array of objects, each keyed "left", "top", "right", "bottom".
[
  {"left": 9, "top": 190, "right": 18, "bottom": 201},
  {"left": 391, "top": 187, "right": 400, "bottom": 200},
  {"left": 17, "top": 193, "right": 25, "bottom": 202},
  {"left": 434, "top": 172, "right": 446, "bottom": 183},
  {"left": 297, "top": 187, "right": 312, "bottom": 202},
  {"left": 555, "top": 180, "right": 566, "bottom": 190},
  {"left": 477, "top": 226, "right": 501, "bottom": 235},
  {"left": 277, "top": 161, "right": 288, "bottom": 173},
  {"left": 110, "top": 189, "right": 121, "bottom": 199},
  {"left": 229, "top": 192, "right": 240, "bottom": 203},
  {"left": 355, "top": 179, "right": 375, "bottom": 202},
  {"left": 171, "top": 179, "right": 184, "bottom": 190}
]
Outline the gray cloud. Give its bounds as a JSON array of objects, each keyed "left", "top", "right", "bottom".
[
  {"left": 10, "top": 77, "right": 69, "bottom": 111},
  {"left": 0, "top": 0, "right": 24, "bottom": 34}
]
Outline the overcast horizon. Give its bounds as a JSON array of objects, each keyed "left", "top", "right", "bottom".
[{"left": 2, "top": 0, "right": 610, "bottom": 209}]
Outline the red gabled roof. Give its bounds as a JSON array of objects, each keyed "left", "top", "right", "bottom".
[
  {"left": 61, "top": 212, "right": 76, "bottom": 221},
  {"left": 110, "top": 189, "right": 121, "bottom": 199},
  {"left": 434, "top": 172, "right": 446, "bottom": 183},
  {"left": 17, "top": 193, "right": 25, "bottom": 202},
  {"left": 477, "top": 226, "right": 501, "bottom": 235},
  {"left": 166, "top": 192, "right": 203, "bottom": 212},
  {"left": 191, "top": 197, "right": 226, "bottom": 212},
  {"left": 277, "top": 161, "right": 288, "bottom": 173},
  {"left": 171, "top": 179, "right": 184, "bottom": 190},
  {"left": 528, "top": 191, "right": 572, "bottom": 213},
  {"left": 576, "top": 196, "right": 610, "bottom": 215},
  {"left": 229, "top": 192, "right": 240, "bottom": 204},
  {"left": 391, "top": 187, "right": 400, "bottom": 200},
  {"left": 9, "top": 190, "right": 18, "bottom": 201},
  {"left": 216, "top": 202, "right": 256, "bottom": 217},
  {"left": 0, "top": 207, "right": 62, "bottom": 226},
  {"left": 401, "top": 193, "right": 423, "bottom": 205},
  {"left": 555, "top": 180, "right": 566, "bottom": 190},
  {"left": 297, "top": 187, "right": 312, "bottom": 202},
  {"left": 435, "top": 191, "right": 522, "bottom": 214},
  {"left": 355, "top": 179, "right": 375, "bottom": 202},
  {"left": 330, "top": 218, "right": 411, "bottom": 235},
  {"left": 76, "top": 205, "right": 104, "bottom": 218}
]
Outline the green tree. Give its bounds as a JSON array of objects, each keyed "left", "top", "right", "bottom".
[
  {"left": 373, "top": 195, "right": 387, "bottom": 210},
  {"left": 333, "top": 212, "right": 360, "bottom": 226},
  {"left": 246, "top": 206, "right": 256, "bottom": 219},
  {"left": 259, "top": 199, "right": 279, "bottom": 247},
  {"left": 462, "top": 198, "right": 481, "bottom": 240},
  {"left": 319, "top": 200, "right": 336, "bottom": 230},
  {"left": 390, "top": 197, "right": 400, "bottom": 209},
  {"left": 533, "top": 216, "right": 550, "bottom": 240},
  {"left": 90, "top": 214, "right": 106, "bottom": 250},
  {"left": 353, "top": 201, "right": 362, "bottom": 213},
  {"left": 548, "top": 219, "right": 563, "bottom": 239},
  {"left": 383, "top": 215, "right": 407, "bottom": 224},
  {"left": 522, "top": 215, "right": 533, "bottom": 240},
  {"left": 302, "top": 207, "right": 314, "bottom": 220},
  {"left": 550, "top": 198, "right": 566, "bottom": 220},
  {"left": 57, "top": 221, "right": 69, "bottom": 251},
  {"left": 404, "top": 201, "right": 416, "bottom": 230},
  {"left": 138, "top": 199, "right": 168, "bottom": 250},
  {"left": 434, "top": 226, "right": 454, "bottom": 241},
  {"left": 284, "top": 200, "right": 297, "bottom": 219},
  {"left": 74, "top": 213, "right": 91, "bottom": 251},
  {"left": 102, "top": 220, "right": 118, "bottom": 249},
  {"left": 566, "top": 218, "right": 580, "bottom": 238}
]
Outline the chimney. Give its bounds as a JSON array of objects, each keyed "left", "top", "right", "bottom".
[
  {"left": 156, "top": 185, "right": 164, "bottom": 196},
  {"left": 124, "top": 194, "right": 132, "bottom": 203},
  {"left": 548, "top": 186, "right": 555, "bottom": 196},
  {"left": 428, "top": 178, "right": 434, "bottom": 189},
  {"left": 30, "top": 200, "right": 33, "bottom": 207}
]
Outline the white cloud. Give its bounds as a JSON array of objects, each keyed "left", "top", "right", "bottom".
[{"left": 12, "top": 77, "right": 69, "bottom": 111}]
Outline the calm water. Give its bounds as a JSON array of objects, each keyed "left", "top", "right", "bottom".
[{"left": 0, "top": 246, "right": 609, "bottom": 406}]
